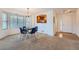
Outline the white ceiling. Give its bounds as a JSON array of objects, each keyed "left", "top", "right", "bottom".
[
  {"left": 53, "top": 8, "right": 77, "bottom": 15},
  {"left": 0, "top": 8, "right": 52, "bottom": 16},
  {"left": 0, "top": 8, "right": 76, "bottom": 16}
]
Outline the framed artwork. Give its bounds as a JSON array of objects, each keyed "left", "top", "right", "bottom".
[{"left": 37, "top": 15, "right": 47, "bottom": 23}]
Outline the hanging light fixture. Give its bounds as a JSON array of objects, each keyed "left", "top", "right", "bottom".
[
  {"left": 27, "top": 8, "right": 30, "bottom": 17},
  {"left": 26, "top": 8, "right": 30, "bottom": 23},
  {"left": 26, "top": 8, "right": 31, "bottom": 28}
]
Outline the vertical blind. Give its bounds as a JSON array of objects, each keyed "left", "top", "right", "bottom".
[
  {"left": 2, "top": 13, "right": 8, "bottom": 30},
  {"left": 0, "top": 12, "right": 29, "bottom": 30},
  {"left": 9, "top": 15, "right": 18, "bottom": 29}
]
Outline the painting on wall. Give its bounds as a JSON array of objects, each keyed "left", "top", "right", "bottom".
[{"left": 37, "top": 15, "right": 47, "bottom": 23}]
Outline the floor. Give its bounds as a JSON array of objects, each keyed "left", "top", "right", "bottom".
[{"left": 0, "top": 33, "right": 79, "bottom": 50}]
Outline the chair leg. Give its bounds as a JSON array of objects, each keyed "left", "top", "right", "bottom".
[
  {"left": 32, "top": 34, "right": 37, "bottom": 40},
  {"left": 25, "top": 34, "right": 27, "bottom": 39},
  {"left": 26, "top": 34, "right": 29, "bottom": 39},
  {"left": 26, "top": 34, "right": 27, "bottom": 39},
  {"left": 22, "top": 34, "right": 24, "bottom": 40},
  {"left": 20, "top": 34, "right": 22, "bottom": 40},
  {"left": 21, "top": 34, "right": 24, "bottom": 40},
  {"left": 20, "top": 34, "right": 21, "bottom": 40},
  {"left": 23, "top": 34, "right": 28, "bottom": 40},
  {"left": 24, "top": 34, "right": 27, "bottom": 40},
  {"left": 34, "top": 33, "right": 38, "bottom": 40},
  {"left": 20, "top": 34, "right": 26, "bottom": 40},
  {"left": 23, "top": 34, "right": 25, "bottom": 40}
]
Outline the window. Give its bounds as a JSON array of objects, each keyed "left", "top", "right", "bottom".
[
  {"left": 9, "top": 15, "right": 18, "bottom": 29},
  {"left": 26, "top": 16, "right": 32, "bottom": 28},
  {"left": 1, "top": 13, "right": 26, "bottom": 29},
  {"left": 23, "top": 16, "right": 26, "bottom": 26},
  {"left": 18, "top": 16, "right": 24, "bottom": 27},
  {"left": 2, "top": 13, "right": 8, "bottom": 30}
]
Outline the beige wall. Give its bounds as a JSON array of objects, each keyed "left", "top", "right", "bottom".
[
  {"left": 75, "top": 9, "right": 79, "bottom": 36},
  {"left": 54, "top": 13, "right": 64, "bottom": 33}
]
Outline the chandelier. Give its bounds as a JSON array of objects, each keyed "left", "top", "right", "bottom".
[
  {"left": 26, "top": 8, "right": 31, "bottom": 28},
  {"left": 27, "top": 8, "right": 30, "bottom": 17}
]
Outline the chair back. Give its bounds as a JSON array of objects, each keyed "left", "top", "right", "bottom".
[
  {"left": 23, "top": 26, "right": 27, "bottom": 31},
  {"left": 20, "top": 27, "right": 23, "bottom": 34},
  {"left": 35, "top": 26, "right": 38, "bottom": 32},
  {"left": 30, "top": 26, "right": 38, "bottom": 34},
  {"left": 19, "top": 27, "right": 27, "bottom": 34},
  {"left": 23, "top": 26, "right": 26, "bottom": 29}
]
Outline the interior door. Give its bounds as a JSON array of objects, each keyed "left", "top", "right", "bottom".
[{"left": 62, "top": 13, "right": 73, "bottom": 33}]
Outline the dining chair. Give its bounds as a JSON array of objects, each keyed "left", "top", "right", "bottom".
[
  {"left": 29, "top": 26, "right": 38, "bottom": 40},
  {"left": 19, "top": 27, "right": 27, "bottom": 40}
]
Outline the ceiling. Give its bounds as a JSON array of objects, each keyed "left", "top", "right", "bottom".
[
  {"left": 0, "top": 8, "right": 52, "bottom": 16},
  {"left": 0, "top": 8, "right": 77, "bottom": 16},
  {"left": 53, "top": 8, "right": 77, "bottom": 15}
]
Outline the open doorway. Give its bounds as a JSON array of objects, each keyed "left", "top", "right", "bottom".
[{"left": 53, "top": 8, "right": 78, "bottom": 38}]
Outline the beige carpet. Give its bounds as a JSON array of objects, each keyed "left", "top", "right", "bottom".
[{"left": 0, "top": 33, "right": 79, "bottom": 50}]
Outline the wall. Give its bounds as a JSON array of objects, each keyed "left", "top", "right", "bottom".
[
  {"left": 55, "top": 14, "right": 63, "bottom": 32},
  {"left": 32, "top": 9, "right": 54, "bottom": 36},
  {"left": 60, "top": 10, "right": 78, "bottom": 36},
  {"left": 0, "top": 29, "right": 19, "bottom": 39},
  {"left": 55, "top": 10, "right": 78, "bottom": 36},
  {"left": 75, "top": 9, "right": 79, "bottom": 36},
  {"left": 53, "top": 12, "right": 59, "bottom": 34},
  {"left": 72, "top": 12, "right": 76, "bottom": 34}
]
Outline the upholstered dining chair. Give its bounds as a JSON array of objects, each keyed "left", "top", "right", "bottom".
[
  {"left": 29, "top": 26, "right": 38, "bottom": 40},
  {"left": 19, "top": 27, "right": 27, "bottom": 40}
]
